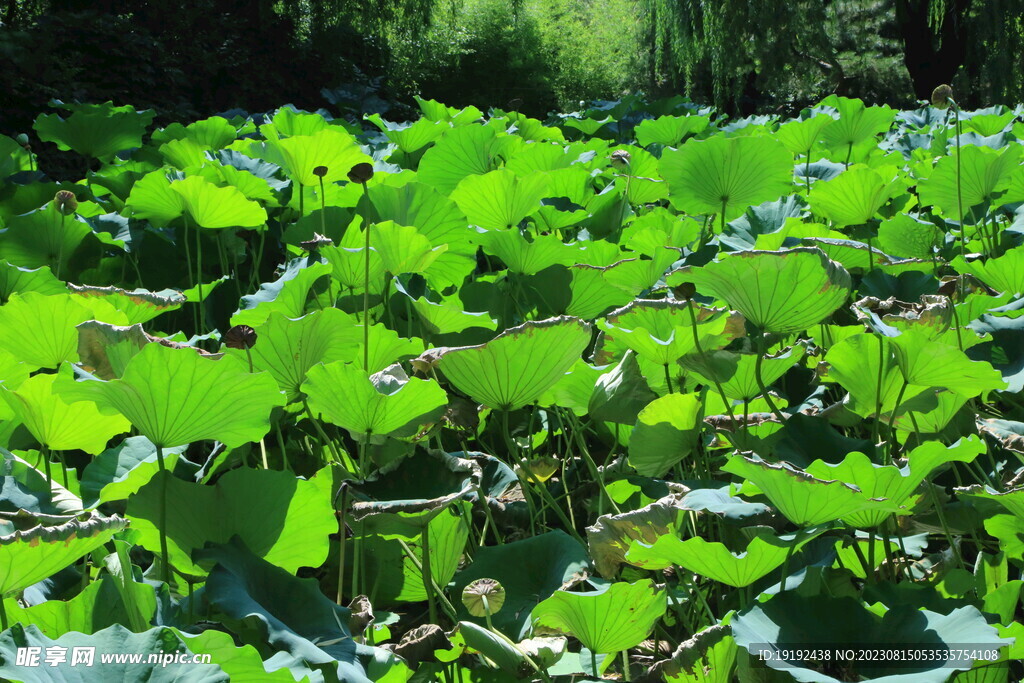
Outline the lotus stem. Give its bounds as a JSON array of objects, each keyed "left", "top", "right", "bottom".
[
  {"left": 753, "top": 334, "right": 786, "bottom": 423},
  {"left": 685, "top": 298, "right": 736, "bottom": 427},
  {"left": 297, "top": 182, "right": 304, "bottom": 218},
  {"left": 155, "top": 444, "right": 171, "bottom": 585},
  {"left": 40, "top": 444, "right": 51, "bottom": 488},
  {"left": 872, "top": 334, "right": 885, "bottom": 450},
  {"left": 318, "top": 176, "right": 327, "bottom": 235},
  {"left": 663, "top": 364, "right": 673, "bottom": 394},
  {"left": 336, "top": 484, "right": 348, "bottom": 606},
  {"left": 194, "top": 221, "right": 205, "bottom": 335},
  {"left": 621, "top": 649, "right": 631, "bottom": 682},
  {"left": 421, "top": 524, "right": 439, "bottom": 625},
  {"left": 0, "top": 594, "right": 7, "bottom": 630},
  {"left": 804, "top": 147, "right": 813, "bottom": 194}
]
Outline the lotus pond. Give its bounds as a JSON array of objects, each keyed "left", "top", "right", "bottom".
[{"left": 0, "top": 94, "right": 1023, "bottom": 682}]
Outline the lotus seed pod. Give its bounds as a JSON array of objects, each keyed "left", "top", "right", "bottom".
[
  {"left": 223, "top": 324, "right": 258, "bottom": 350},
  {"left": 931, "top": 84, "right": 953, "bottom": 109},
  {"left": 347, "top": 162, "right": 374, "bottom": 184},
  {"left": 462, "top": 578, "right": 505, "bottom": 617},
  {"left": 312, "top": 165, "right": 328, "bottom": 178},
  {"left": 673, "top": 282, "right": 696, "bottom": 300},
  {"left": 610, "top": 149, "right": 632, "bottom": 169},
  {"left": 54, "top": 190, "right": 78, "bottom": 216},
  {"left": 300, "top": 232, "right": 333, "bottom": 252}
]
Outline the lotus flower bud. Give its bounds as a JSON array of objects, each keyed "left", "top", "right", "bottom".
[
  {"left": 347, "top": 162, "right": 374, "bottom": 184},
  {"left": 54, "top": 190, "right": 78, "bottom": 215},
  {"left": 312, "top": 165, "right": 328, "bottom": 178},
  {"left": 223, "top": 324, "right": 257, "bottom": 350},
  {"left": 610, "top": 149, "right": 632, "bottom": 169},
  {"left": 15, "top": 133, "right": 29, "bottom": 148},
  {"left": 462, "top": 578, "right": 505, "bottom": 617},
  {"left": 931, "top": 84, "right": 953, "bottom": 109}
]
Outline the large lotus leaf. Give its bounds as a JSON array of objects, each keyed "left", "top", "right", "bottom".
[
  {"left": 450, "top": 531, "right": 589, "bottom": 640},
  {"left": 196, "top": 538, "right": 374, "bottom": 681},
  {"left": 356, "top": 324, "right": 425, "bottom": 374},
  {"left": 477, "top": 228, "right": 578, "bottom": 275},
  {"left": 956, "top": 485, "right": 1024, "bottom": 521},
  {"left": 890, "top": 329, "right": 1007, "bottom": 397},
  {"left": 635, "top": 114, "right": 710, "bottom": 147},
  {"left": 74, "top": 322, "right": 155, "bottom": 380},
  {"left": 656, "top": 623, "right": 737, "bottom": 683},
  {"left": 588, "top": 350, "right": 659, "bottom": 425},
  {"left": 0, "top": 510, "right": 126, "bottom": 597},
  {"left": 722, "top": 454, "right": 898, "bottom": 526},
  {"left": 169, "top": 175, "right": 267, "bottom": 229},
  {"left": 173, "top": 629, "right": 300, "bottom": 683},
  {"left": 124, "top": 169, "right": 185, "bottom": 227},
  {"left": 127, "top": 467, "right": 332, "bottom": 577},
  {"left": 819, "top": 96, "right": 895, "bottom": 151},
  {"left": 566, "top": 265, "right": 636, "bottom": 319},
  {"left": 954, "top": 249, "right": 1024, "bottom": 296},
  {"left": 0, "top": 292, "right": 90, "bottom": 370},
  {"left": 232, "top": 260, "right": 333, "bottom": 327},
  {"left": 628, "top": 393, "right": 703, "bottom": 477},
  {"left": 0, "top": 262, "right": 64, "bottom": 304},
  {"left": 159, "top": 137, "right": 206, "bottom": 169},
  {"left": 302, "top": 362, "right": 447, "bottom": 442},
  {"left": 776, "top": 114, "right": 835, "bottom": 155},
  {"left": 659, "top": 135, "right": 792, "bottom": 220},
  {"left": 263, "top": 127, "right": 371, "bottom": 187},
  {"left": 805, "top": 438, "right": 985, "bottom": 528},
  {"left": 33, "top": 102, "right": 155, "bottom": 160},
  {"left": 417, "top": 124, "right": 509, "bottom": 193},
  {"left": 918, "top": 144, "right": 1022, "bottom": 217},
  {"left": 877, "top": 214, "right": 940, "bottom": 260},
  {"left": 67, "top": 285, "right": 184, "bottom": 325},
  {"left": 731, "top": 592, "right": 1011, "bottom": 683},
  {"left": 62, "top": 341, "right": 285, "bottom": 449},
  {"left": 408, "top": 291, "right": 498, "bottom": 335},
  {"left": 668, "top": 248, "right": 852, "bottom": 334},
  {"left": 433, "top": 316, "right": 591, "bottom": 411},
  {"left": 80, "top": 436, "right": 187, "bottom": 509},
  {"left": 1, "top": 365, "right": 129, "bottom": 454},
  {"left": 824, "top": 333, "right": 919, "bottom": 418},
  {"left": 586, "top": 490, "right": 687, "bottom": 578},
  {"left": 0, "top": 623, "right": 227, "bottom": 682},
  {"left": 0, "top": 203, "right": 92, "bottom": 272},
  {"left": 371, "top": 221, "right": 447, "bottom": 275},
  {"left": 451, "top": 169, "right": 548, "bottom": 230},
  {"left": 682, "top": 345, "right": 805, "bottom": 401},
  {"left": 1, "top": 448, "right": 83, "bottom": 515},
  {"left": 624, "top": 528, "right": 824, "bottom": 587},
  {"left": 596, "top": 300, "right": 744, "bottom": 367},
  {"left": 808, "top": 166, "right": 903, "bottom": 227},
  {"left": 224, "top": 309, "right": 358, "bottom": 400},
  {"left": 366, "top": 113, "right": 448, "bottom": 153},
  {"left": 531, "top": 580, "right": 667, "bottom": 654}
]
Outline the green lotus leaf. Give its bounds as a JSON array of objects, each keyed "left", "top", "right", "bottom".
[
  {"left": 199, "top": 162, "right": 279, "bottom": 206},
  {"left": 0, "top": 262, "right": 64, "bottom": 304},
  {"left": 61, "top": 341, "right": 285, "bottom": 449},
  {"left": 261, "top": 106, "right": 330, "bottom": 137},
  {"left": 0, "top": 509, "right": 127, "bottom": 598},
  {"left": 180, "top": 115, "right": 238, "bottom": 149},
  {"left": 984, "top": 515, "right": 1024, "bottom": 559},
  {"left": 366, "top": 113, "right": 448, "bottom": 153},
  {"left": 80, "top": 436, "right": 187, "bottom": 509},
  {"left": 33, "top": 101, "right": 155, "bottom": 160},
  {"left": 303, "top": 362, "right": 447, "bottom": 443},
  {"left": 407, "top": 291, "right": 498, "bottom": 335},
  {"left": 477, "top": 228, "right": 577, "bottom": 275},
  {"left": 682, "top": 345, "right": 806, "bottom": 401},
  {"left": 127, "top": 467, "right": 333, "bottom": 577},
  {"left": 2, "top": 365, "right": 129, "bottom": 455},
  {"left": 587, "top": 489, "right": 686, "bottom": 578},
  {"left": 566, "top": 265, "right": 636, "bottom": 320},
  {"left": 824, "top": 333, "right": 922, "bottom": 418},
  {"left": 613, "top": 146, "right": 669, "bottom": 205},
  {"left": 657, "top": 623, "right": 736, "bottom": 683},
  {"left": 0, "top": 202, "right": 92, "bottom": 273},
  {"left": 169, "top": 175, "right": 267, "bottom": 229},
  {"left": 454, "top": 621, "right": 527, "bottom": 675},
  {"left": 450, "top": 531, "right": 589, "bottom": 639},
  {"left": 956, "top": 485, "right": 1024, "bottom": 521},
  {"left": 232, "top": 260, "right": 333, "bottom": 327},
  {"left": 74, "top": 321, "right": 153, "bottom": 380},
  {"left": 451, "top": 169, "right": 548, "bottom": 230},
  {"left": 804, "top": 438, "right": 985, "bottom": 528},
  {"left": 587, "top": 350, "right": 658, "bottom": 425},
  {"left": 877, "top": 214, "right": 940, "bottom": 259},
  {"left": 262, "top": 127, "right": 371, "bottom": 187},
  {"left": 0, "top": 292, "right": 90, "bottom": 370},
  {"left": 173, "top": 629, "right": 300, "bottom": 683},
  {"left": 596, "top": 300, "right": 744, "bottom": 367},
  {"left": 67, "top": 285, "right": 184, "bottom": 325},
  {"left": 371, "top": 221, "right": 447, "bottom": 275},
  {"left": 357, "top": 323, "right": 425, "bottom": 374},
  {"left": 624, "top": 527, "right": 824, "bottom": 587},
  {"left": 953, "top": 249, "right": 1024, "bottom": 296},
  {"left": 722, "top": 454, "right": 899, "bottom": 526},
  {"left": 628, "top": 393, "right": 703, "bottom": 477},
  {"left": 668, "top": 248, "right": 852, "bottom": 334},
  {"left": 918, "top": 144, "right": 1022, "bottom": 217},
  {"left": 417, "top": 124, "right": 510, "bottom": 193},
  {"left": 819, "top": 96, "right": 895, "bottom": 152},
  {"left": 159, "top": 137, "right": 206, "bottom": 169},
  {"left": 433, "top": 316, "right": 591, "bottom": 411},
  {"left": 808, "top": 166, "right": 903, "bottom": 227},
  {"left": 659, "top": 135, "right": 793, "bottom": 220},
  {"left": 776, "top": 114, "right": 834, "bottom": 156},
  {"left": 531, "top": 580, "right": 667, "bottom": 654},
  {"left": 635, "top": 114, "right": 710, "bottom": 148},
  {"left": 890, "top": 329, "right": 1007, "bottom": 397},
  {"left": 0, "top": 134, "right": 33, "bottom": 178},
  {"left": 124, "top": 170, "right": 185, "bottom": 227}
]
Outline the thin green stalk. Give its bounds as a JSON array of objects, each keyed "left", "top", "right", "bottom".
[
  {"left": 182, "top": 215, "right": 197, "bottom": 334},
  {"left": 754, "top": 334, "right": 786, "bottom": 422},
  {"left": 302, "top": 399, "right": 355, "bottom": 473},
  {"left": 40, "top": 444, "right": 52, "bottom": 488},
  {"left": 867, "top": 529, "right": 877, "bottom": 583},
  {"left": 567, "top": 411, "right": 620, "bottom": 514},
  {"left": 250, "top": 229, "right": 265, "bottom": 291},
  {"left": 685, "top": 299, "right": 736, "bottom": 426},
  {"left": 56, "top": 212, "right": 66, "bottom": 279},
  {"left": 925, "top": 475, "right": 966, "bottom": 571},
  {"left": 155, "top": 445, "right": 171, "bottom": 585},
  {"left": 318, "top": 176, "right": 327, "bottom": 234},
  {"left": 804, "top": 148, "right": 813, "bottom": 194},
  {"left": 872, "top": 334, "right": 885, "bottom": 450},
  {"left": 663, "top": 364, "right": 673, "bottom": 394},
  {"left": 0, "top": 593, "right": 6, "bottom": 630},
  {"left": 844, "top": 142, "right": 853, "bottom": 169},
  {"left": 621, "top": 650, "right": 631, "bottom": 682},
  {"left": 297, "top": 182, "right": 304, "bottom": 218},
  {"left": 849, "top": 536, "right": 873, "bottom": 579},
  {"left": 194, "top": 221, "right": 205, "bottom": 335},
  {"left": 421, "top": 525, "right": 439, "bottom": 625},
  {"left": 952, "top": 101, "right": 965, "bottom": 297},
  {"left": 887, "top": 377, "right": 910, "bottom": 462},
  {"left": 720, "top": 198, "right": 727, "bottom": 238}
]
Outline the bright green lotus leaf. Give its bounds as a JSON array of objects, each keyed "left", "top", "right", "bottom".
[
  {"left": 451, "top": 169, "right": 548, "bottom": 230},
  {"left": 890, "top": 329, "right": 1007, "bottom": 397},
  {"left": 224, "top": 308, "right": 358, "bottom": 400},
  {"left": 956, "top": 485, "right": 1024, "bottom": 521},
  {"left": 877, "top": 214, "right": 940, "bottom": 259},
  {"left": 434, "top": 316, "right": 591, "bottom": 411},
  {"left": 263, "top": 127, "right": 372, "bottom": 187},
  {"left": 200, "top": 162, "right": 279, "bottom": 206},
  {"left": 0, "top": 262, "right": 64, "bottom": 303},
  {"left": 682, "top": 345, "right": 805, "bottom": 401},
  {"left": 417, "top": 124, "right": 511, "bottom": 193},
  {"left": 596, "top": 300, "right": 745, "bottom": 367},
  {"left": 124, "top": 169, "right": 185, "bottom": 227},
  {"left": 232, "top": 260, "right": 333, "bottom": 327},
  {"left": 723, "top": 454, "right": 899, "bottom": 526},
  {"left": 356, "top": 323, "right": 425, "bottom": 375},
  {"left": 0, "top": 292, "right": 90, "bottom": 370},
  {"left": 127, "top": 467, "right": 333, "bottom": 577},
  {"left": 566, "top": 265, "right": 635, "bottom": 319},
  {"left": 776, "top": 114, "right": 835, "bottom": 156},
  {"left": 366, "top": 113, "right": 448, "bottom": 153},
  {"left": 808, "top": 166, "right": 903, "bottom": 227},
  {"left": 668, "top": 248, "right": 852, "bottom": 334},
  {"left": 0, "top": 134, "right": 33, "bottom": 178},
  {"left": 918, "top": 144, "right": 1022, "bottom": 217},
  {"left": 1, "top": 365, "right": 129, "bottom": 454},
  {"left": 303, "top": 362, "right": 447, "bottom": 443},
  {"left": 477, "top": 228, "right": 577, "bottom": 275},
  {"left": 628, "top": 393, "right": 703, "bottom": 477},
  {"left": 261, "top": 106, "right": 330, "bottom": 138},
  {"left": 320, "top": 236, "right": 386, "bottom": 295},
  {"left": 659, "top": 623, "right": 736, "bottom": 683},
  {"left": 531, "top": 580, "right": 667, "bottom": 654},
  {"left": 80, "top": 436, "right": 187, "bottom": 509},
  {"left": 659, "top": 135, "right": 793, "bottom": 220},
  {"left": 985, "top": 515, "right": 1024, "bottom": 559},
  {"left": 173, "top": 629, "right": 298, "bottom": 683},
  {"left": 538, "top": 358, "right": 605, "bottom": 415},
  {"left": 168, "top": 175, "right": 267, "bottom": 228},
  {"left": 408, "top": 293, "right": 498, "bottom": 335},
  {"left": 0, "top": 510, "right": 127, "bottom": 598},
  {"left": 453, "top": 621, "right": 528, "bottom": 675},
  {"left": 371, "top": 221, "right": 447, "bottom": 275},
  {"left": 953, "top": 249, "right": 1024, "bottom": 296},
  {"left": 68, "top": 284, "right": 184, "bottom": 325},
  {"left": 805, "top": 438, "right": 986, "bottom": 528},
  {"left": 159, "top": 137, "right": 207, "bottom": 169},
  {"left": 612, "top": 146, "right": 669, "bottom": 205},
  {"left": 819, "top": 96, "right": 895, "bottom": 153},
  {"left": 824, "top": 333, "right": 918, "bottom": 417},
  {"left": 624, "top": 528, "right": 823, "bottom": 587},
  {"left": 635, "top": 114, "right": 710, "bottom": 148},
  {"left": 180, "top": 115, "right": 238, "bottom": 149},
  {"left": 733, "top": 593, "right": 1011, "bottom": 683},
  {"left": 0, "top": 202, "right": 93, "bottom": 272},
  {"left": 33, "top": 101, "right": 155, "bottom": 160},
  {"left": 62, "top": 342, "right": 285, "bottom": 449}
]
